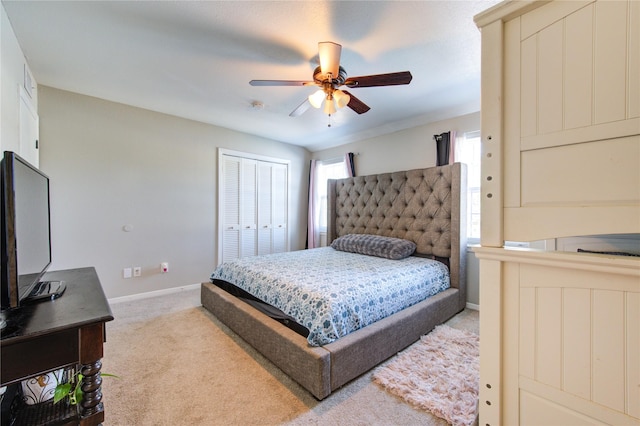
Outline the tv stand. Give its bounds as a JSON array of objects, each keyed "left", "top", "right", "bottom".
[
  {"left": 0, "top": 267, "right": 113, "bottom": 425},
  {"left": 24, "top": 280, "right": 66, "bottom": 304}
]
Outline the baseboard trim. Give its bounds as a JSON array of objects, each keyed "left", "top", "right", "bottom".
[
  {"left": 108, "top": 283, "right": 201, "bottom": 305},
  {"left": 466, "top": 302, "right": 479, "bottom": 311}
]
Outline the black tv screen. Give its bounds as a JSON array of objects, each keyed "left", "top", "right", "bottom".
[{"left": 1, "top": 151, "right": 55, "bottom": 309}]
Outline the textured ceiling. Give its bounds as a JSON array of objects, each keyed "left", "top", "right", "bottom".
[{"left": 2, "top": 1, "right": 500, "bottom": 152}]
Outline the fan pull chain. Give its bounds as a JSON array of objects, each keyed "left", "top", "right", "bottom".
[{"left": 327, "top": 114, "right": 332, "bottom": 127}]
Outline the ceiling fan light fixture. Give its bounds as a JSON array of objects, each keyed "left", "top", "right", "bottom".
[
  {"left": 250, "top": 41, "right": 412, "bottom": 120},
  {"left": 308, "top": 90, "right": 325, "bottom": 108},
  {"left": 323, "top": 97, "right": 337, "bottom": 115},
  {"left": 318, "top": 41, "right": 341, "bottom": 78},
  {"left": 333, "top": 89, "right": 350, "bottom": 109}
]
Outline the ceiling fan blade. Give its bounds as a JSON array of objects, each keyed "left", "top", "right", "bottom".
[
  {"left": 250, "top": 80, "right": 315, "bottom": 86},
  {"left": 344, "top": 71, "right": 413, "bottom": 88},
  {"left": 289, "top": 99, "right": 311, "bottom": 117},
  {"left": 318, "top": 41, "right": 341, "bottom": 77},
  {"left": 342, "top": 90, "right": 370, "bottom": 114}
]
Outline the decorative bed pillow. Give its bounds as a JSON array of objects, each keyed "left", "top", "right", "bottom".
[{"left": 330, "top": 234, "right": 416, "bottom": 260}]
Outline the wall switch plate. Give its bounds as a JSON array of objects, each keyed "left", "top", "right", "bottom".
[
  {"left": 123, "top": 268, "right": 132, "bottom": 279},
  {"left": 133, "top": 266, "right": 142, "bottom": 277}
]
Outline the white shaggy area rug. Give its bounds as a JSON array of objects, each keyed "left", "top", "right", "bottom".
[{"left": 373, "top": 325, "right": 480, "bottom": 426}]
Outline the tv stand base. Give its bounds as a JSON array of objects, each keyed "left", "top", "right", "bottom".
[{"left": 24, "top": 280, "right": 66, "bottom": 304}]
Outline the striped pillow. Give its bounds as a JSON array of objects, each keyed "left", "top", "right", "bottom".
[{"left": 330, "top": 234, "right": 416, "bottom": 260}]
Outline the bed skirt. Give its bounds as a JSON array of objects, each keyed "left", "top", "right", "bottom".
[{"left": 200, "top": 281, "right": 461, "bottom": 400}]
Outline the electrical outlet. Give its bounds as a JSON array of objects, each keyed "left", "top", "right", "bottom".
[
  {"left": 133, "top": 266, "right": 142, "bottom": 277},
  {"left": 123, "top": 268, "right": 132, "bottom": 279}
]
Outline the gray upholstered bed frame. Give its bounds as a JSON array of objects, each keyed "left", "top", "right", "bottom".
[{"left": 201, "top": 163, "right": 467, "bottom": 400}]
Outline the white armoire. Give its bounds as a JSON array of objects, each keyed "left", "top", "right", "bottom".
[{"left": 474, "top": 1, "right": 639, "bottom": 425}]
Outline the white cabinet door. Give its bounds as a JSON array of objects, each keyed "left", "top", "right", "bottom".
[
  {"left": 219, "top": 151, "right": 288, "bottom": 264},
  {"left": 19, "top": 87, "right": 39, "bottom": 168},
  {"left": 240, "top": 159, "right": 257, "bottom": 258},
  {"left": 271, "top": 163, "right": 288, "bottom": 254},
  {"left": 257, "top": 161, "right": 273, "bottom": 256},
  {"left": 256, "top": 161, "right": 288, "bottom": 255},
  {"left": 221, "top": 155, "right": 241, "bottom": 263}
]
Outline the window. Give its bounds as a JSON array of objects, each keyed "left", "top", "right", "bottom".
[
  {"left": 455, "top": 131, "right": 481, "bottom": 243},
  {"left": 315, "top": 159, "right": 349, "bottom": 233}
]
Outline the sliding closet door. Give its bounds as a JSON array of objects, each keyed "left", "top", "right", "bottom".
[
  {"left": 257, "top": 161, "right": 273, "bottom": 255},
  {"left": 257, "top": 162, "right": 288, "bottom": 255},
  {"left": 218, "top": 149, "right": 289, "bottom": 264},
  {"left": 240, "top": 159, "right": 258, "bottom": 258},
  {"left": 221, "top": 155, "right": 241, "bottom": 262},
  {"left": 220, "top": 155, "right": 257, "bottom": 262},
  {"left": 271, "top": 163, "right": 288, "bottom": 253}
]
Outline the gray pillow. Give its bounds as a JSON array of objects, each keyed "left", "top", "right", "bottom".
[{"left": 330, "top": 234, "right": 416, "bottom": 260}]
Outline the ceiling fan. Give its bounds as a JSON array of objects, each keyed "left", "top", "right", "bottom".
[{"left": 249, "top": 41, "right": 413, "bottom": 118}]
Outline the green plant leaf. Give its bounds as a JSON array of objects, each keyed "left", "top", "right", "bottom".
[
  {"left": 100, "top": 373, "right": 119, "bottom": 378},
  {"left": 73, "top": 383, "right": 83, "bottom": 404},
  {"left": 54, "top": 383, "right": 71, "bottom": 404}
]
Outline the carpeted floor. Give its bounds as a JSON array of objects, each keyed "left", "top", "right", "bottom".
[{"left": 101, "top": 287, "right": 479, "bottom": 425}]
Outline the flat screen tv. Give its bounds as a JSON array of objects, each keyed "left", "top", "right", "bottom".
[{"left": 1, "top": 151, "right": 64, "bottom": 310}]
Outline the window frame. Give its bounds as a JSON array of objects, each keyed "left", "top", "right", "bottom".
[
  {"left": 455, "top": 131, "right": 481, "bottom": 245},
  {"left": 314, "top": 158, "right": 349, "bottom": 233}
]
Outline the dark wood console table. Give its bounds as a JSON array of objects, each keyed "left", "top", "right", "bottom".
[{"left": 1, "top": 267, "right": 113, "bottom": 425}]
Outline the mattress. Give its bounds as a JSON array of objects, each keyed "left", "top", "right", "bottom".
[{"left": 210, "top": 247, "right": 450, "bottom": 346}]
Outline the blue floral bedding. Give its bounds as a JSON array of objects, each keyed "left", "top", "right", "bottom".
[{"left": 210, "top": 247, "right": 450, "bottom": 346}]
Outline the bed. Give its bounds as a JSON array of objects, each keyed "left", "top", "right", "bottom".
[{"left": 201, "top": 163, "right": 467, "bottom": 400}]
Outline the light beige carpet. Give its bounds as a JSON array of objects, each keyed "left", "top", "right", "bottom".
[
  {"left": 373, "top": 325, "right": 480, "bottom": 426},
  {"left": 101, "top": 288, "right": 479, "bottom": 425}
]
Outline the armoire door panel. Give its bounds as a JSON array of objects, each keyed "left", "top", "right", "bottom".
[
  {"left": 592, "top": 290, "right": 625, "bottom": 413},
  {"left": 594, "top": 0, "right": 628, "bottom": 125},
  {"left": 562, "top": 288, "right": 592, "bottom": 400},
  {"left": 564, "top": 4, "right": 594, "bottom": 130},
  {"left": 537, "top": 20, "right": 564, "bottom": 135}
]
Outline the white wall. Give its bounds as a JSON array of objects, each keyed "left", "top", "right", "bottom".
[
  {"left": 38, "top": 86, "right": 310, "bottom": 299},
  {"left": 313, "top": 112, "right": 482, "bottom": 306}
]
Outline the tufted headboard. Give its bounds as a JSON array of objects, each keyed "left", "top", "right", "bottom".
[{"left": 327, "top": 163, "right": 467, "bottom": 309}]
